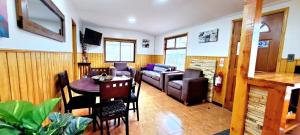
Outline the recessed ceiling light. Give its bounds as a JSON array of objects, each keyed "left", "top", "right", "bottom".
[
  {"left": 155, "top": 0, "right": 168, "bottom": 4},
  {"left": 128, "top": 17, "right": 136, "bottom": 24}
]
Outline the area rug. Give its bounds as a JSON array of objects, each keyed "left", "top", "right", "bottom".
[{"left": 214, "top": 129, "right": 230, "bottom": 135}]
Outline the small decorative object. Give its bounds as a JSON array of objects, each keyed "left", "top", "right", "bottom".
[
  {"left": 92, "top": 74, "right": 113, "bottom": 83},
  {"left": 258, "top": 40, "right": 270, "bottom": 48},
  {"left": 199, "top": 29, "right": 218, "bottom": 43},
  {"left": 142, "top": 39, "right": 150, "bottom": 48},
  {"left": 287, "top": 54, "right": 295, "bottom": 62},
  {"left": 0, "top": 0, "right": 9, "bottom": 38}
]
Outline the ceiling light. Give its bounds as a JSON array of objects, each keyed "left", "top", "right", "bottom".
[
  {"left": 155, "top": 0, "right": 168, "bottom": 4},
  {"left": 128, "top": 17, "right": 136, "bottom": 24}
]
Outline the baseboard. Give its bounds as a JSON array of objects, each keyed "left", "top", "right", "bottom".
[{"left": 212, "top": 101, "right": 223, "bottom": 107}]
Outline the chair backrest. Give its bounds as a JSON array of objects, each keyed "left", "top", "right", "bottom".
[
  {"left": 114, "top": 62, "right": 128, "bottom": 71},
  {"left": 90, "top": 68, "right": 110, "bottom": 76},
  {"left": 99, "top": 79, "right": 133, "bottom": 101},
  {"left": 57, "top": 71, "right": 72, "bottom": 108},
  {"left": 295, "top": 66, "right": 300, "bottom": 74},
  {"left": 183, "top": 69, "right": 204, "bottom": 79},
  {"left": 134, "top": 71, "right": 143, "bottom": 98}
]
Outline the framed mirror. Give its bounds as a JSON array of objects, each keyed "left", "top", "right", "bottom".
[{"left": 16, "top": 0, "right": 65, "bottom": 42}]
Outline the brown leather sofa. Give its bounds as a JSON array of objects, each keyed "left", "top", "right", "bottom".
[
  {"left": 165, "top": 69, "right": 208, "bottom": 105},
  {"left": 141, "top": 64, "right": 176, "bottom": 90}
]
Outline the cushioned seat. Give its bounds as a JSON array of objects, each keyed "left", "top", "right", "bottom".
[
  {"left": 116, "top": 71, "right": 131, "bottom": 76},
  {"left": 95, "top": 100, "right": 126, "bottom": 117},
  {"left": 142, "top": 71, "right": 161, "bottom": 81},
  {"left": 168, "top": 80, "right": 183, "bottom": 90}
]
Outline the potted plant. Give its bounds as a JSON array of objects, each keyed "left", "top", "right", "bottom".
[{"left": 0, "top": 98, "right": 92, "bottom": 135}]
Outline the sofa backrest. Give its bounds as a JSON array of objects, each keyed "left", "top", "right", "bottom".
[
  {"left": 114, "top": 62, "right": 128, "bottom": 71},
  {"left": 183, "top": 69, "right": 204, "bottom": 79},
  {"left": 153, "top": 64, "right": 176, "bottom": 72}
]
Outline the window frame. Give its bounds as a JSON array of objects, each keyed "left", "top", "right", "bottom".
[
  {"left": 164, "top": 33, "right": 188, "bottom": 70},
  {"left": 104, "top": 37, "right": 136, "bottom": 63}
]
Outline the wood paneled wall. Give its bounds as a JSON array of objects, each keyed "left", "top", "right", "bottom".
[
  {"left": 0, "top": 50, "right": 73, "bottom": 104},
  {"left": 277, "top": 59, "right": 300, "bottom": 73},
  {"left": 81, "top": 53, "right": 157, "bottom": 70}
]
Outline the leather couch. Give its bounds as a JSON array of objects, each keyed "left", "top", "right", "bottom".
[
  {"left": 141, "top": 64, "right": 176, "bottom": 90},
  {"left": 165, "top": 69, "right": 208, "bottom": 105},
  {"left": 110, "top": 62, "right": 136, "bottom": 77}
]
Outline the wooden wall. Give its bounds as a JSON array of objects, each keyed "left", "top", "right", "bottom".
[
  {"left": 81, "top": 53, "right": 157, "bottom": 70},
  {"left": 0, "top": 49, "right": 73, "bottom": 104},
  {"left": 277, "top": 59, "right": 300, "bottom": 73}
]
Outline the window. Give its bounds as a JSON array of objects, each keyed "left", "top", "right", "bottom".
[
  {"left": 164, "top": 34, "right": 187, "bottom": 71},
  {"left": 104, "top": 38, "right": 136, "bottom": 62}
]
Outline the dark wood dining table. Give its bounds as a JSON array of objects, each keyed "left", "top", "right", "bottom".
[{"left": 70, "top": 76, "right": 133, "bottom": 96}]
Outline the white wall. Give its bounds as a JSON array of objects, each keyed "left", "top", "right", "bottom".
[
  {"left": 83, "top": 25, "right": 155, "bottom": 55},
  {"left": 0, "top": 0, "right": 82, "bottom": 52},
  {"left": 154, "top": 0, "right": 300, "bottom": 59}
]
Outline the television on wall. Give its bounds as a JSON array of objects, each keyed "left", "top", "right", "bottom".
[{"left": 83, "top": 28, "right": 102, "bottom": 46}]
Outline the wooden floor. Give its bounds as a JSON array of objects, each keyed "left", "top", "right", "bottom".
[{"left": 75, "top": 82, "right": 232, "bottom": 135}]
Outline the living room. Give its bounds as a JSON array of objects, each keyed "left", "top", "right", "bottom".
[{"left": 0, "top": 0, "right": 300, "bottom": 135}]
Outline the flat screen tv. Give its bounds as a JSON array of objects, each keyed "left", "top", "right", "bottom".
[{"left": 83, "top": 28, "right": 102, "bottom": 46}]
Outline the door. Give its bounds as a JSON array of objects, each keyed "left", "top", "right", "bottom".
[{"left": 224, "top": 11, "right": 285, "bottom": 110}]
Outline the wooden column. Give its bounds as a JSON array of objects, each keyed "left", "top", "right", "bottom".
[{"left": 230, "top": 0, "right": 263, "bottom": 134}]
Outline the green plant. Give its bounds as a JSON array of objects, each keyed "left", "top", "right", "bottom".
[{"left": 0, "top": 98, "right": 92, "bottom": 135}]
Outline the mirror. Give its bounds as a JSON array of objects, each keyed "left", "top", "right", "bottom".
[{"left": 16, "top": 0, "right": 65, "bottom": 42}]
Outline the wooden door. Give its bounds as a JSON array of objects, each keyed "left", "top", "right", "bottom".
[{"left": 224, "top": 11, "right": 285, "bottom": 110}]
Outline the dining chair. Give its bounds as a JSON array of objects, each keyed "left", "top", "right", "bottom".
[
  {"left": 89, "top": 68, "right": 110, "bottom": 77},
  {"left": 129, "top": 70, "right": 142, "bottom": 121},
  {"left": 93, "top": 79, "right": 132, "bottom": 135},
  {"left": 58, "top": 71, "right": 96, "bottom": 115}
]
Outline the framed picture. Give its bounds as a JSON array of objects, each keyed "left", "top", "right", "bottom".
[
  {"left": 0, "top": 0, "right": 9, "bottom": 38},
  {"left": 199, "top": 29, "right": 219, "bottom": 43},
  {"left": 142, "top": 39, "right": 150, "bottom": 48}
]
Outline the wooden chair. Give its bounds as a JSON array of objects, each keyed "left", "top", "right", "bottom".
[
  {"left": 93, "top": 79, "right": 132, "bottom": 135},
  {"left": 129, "top": 70, "right": 142, "bottom": 121},
  {"left": 89, "top": 68, "right": 110, "bottom": 76},
  {"left": 58, "top": 71, "right": 95, "bottom": 115}
]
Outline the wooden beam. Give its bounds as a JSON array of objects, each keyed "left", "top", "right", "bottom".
[{"left": 230, "top": 0, "right": 263, "bottom": 134}]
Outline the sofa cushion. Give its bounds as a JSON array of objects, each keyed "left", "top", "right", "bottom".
[
  {"left": 168, "top": 80, "right": 183, "bottom": 90},
  {"left": 114, "top": 62, "right": 128, "bottom": 71},
  {"left": 183, "top": 69, "right": 203, "bottom": 79},
  {"left": 146, "top": 64, "right": 155, "bottom": 71},
  {"left": 142, "top": 71, "right": 160, "bottom": 81},
  {"left": 153, "top": 66, "right": 169, "bottom": 73},
  {"left": 116, "top": 71, "right": 131, "bottom": 76}
]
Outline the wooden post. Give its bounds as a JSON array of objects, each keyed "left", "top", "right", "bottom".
[{"left": 230, "top": 0, "right": 263, "bottom": 134}]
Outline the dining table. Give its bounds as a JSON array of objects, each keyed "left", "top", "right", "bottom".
[{"left": 70, "top": 76, "right": 133, "bottom": 96}]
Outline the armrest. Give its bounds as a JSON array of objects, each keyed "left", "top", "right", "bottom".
[
  {"left": 182, "top": 77, "right": 208, "bottom": 102},
  {"left": 128, "top": 67, "right": 136, "bottom": 77},
  {"left": 140, "top": 67, "right": 147, "bottom": 71},
  {"left": 164, "top": 73, "right": 184, "bottom": 92},
  {"left": 109, "top": 66, "right": 116, "bottom": 76}
]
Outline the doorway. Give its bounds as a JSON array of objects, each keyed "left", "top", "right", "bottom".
[
  {"left": 72, "top": 20, "right": 78, "bottom": 80},
  {"left": 224, "top": 9, "right": 288, "bottom": 110}
]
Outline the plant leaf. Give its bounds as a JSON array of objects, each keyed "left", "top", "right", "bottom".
[
  {"left": 63, "top": 117, "right": 92, "bottom": 135},
  {"left": 0, "top": 125, "right": 21, "bottom": 135},
  {"left": 22, "top": 98, "right": 60, "bottom": 131},
  {"left": 0, "top": 101, "right": 34, "bottom": 125},
  {"left": 45, "top": 112, "right": 73, "bottom": 134}
]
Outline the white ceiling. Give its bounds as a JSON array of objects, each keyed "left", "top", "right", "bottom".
[{"left": 71, "top": 0, "right": 284, "bottom": 35}]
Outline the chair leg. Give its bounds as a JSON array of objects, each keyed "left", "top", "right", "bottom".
[
  {"left": 106, "top": 120, "right": 110, "bottom": 135},
  {"left": 118, "top": 117, "right": 120, "bottom": 126},
  {"left": 89, "top": 108, "right": 91, "bottom": 115},
  {"left": 136, "top": 101, "right": 139, "bottom": 121},
  {"left": 92, "top": 113, "right": 96, "bottom": 132},
  {"left": 100, "top": 119, "right": 103, "bottom": 135},
  {"left": 133, "top": 102, "right": 136, "bottom": 112},
  {"left": 125, "top": 114, "right": 129, "bottom": 135}
]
